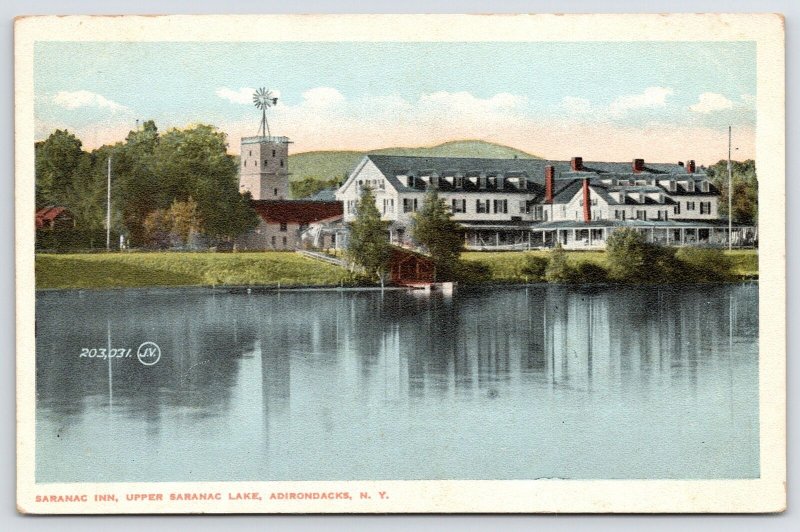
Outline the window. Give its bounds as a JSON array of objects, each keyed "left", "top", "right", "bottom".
[
  {"left": 700, "top": 201, "right": 711, "bottom": 214},
  {"left": 701, "top": 181, "right": 709, "bottom": 192},
  {"left": 479, "top": 177, "right": 487, "bottom": 189},
  {"left": 271, "top": 236, "right": 276, "bottom": 246},
  {"left": 282, "top": 236, "right": 287, "bottom": 247},
  {"left": 279, "top": 222, "right": 287, "bottom": 232},
  {"left": 280, "top": 159, "right": 284, "bottom": 167},
  {"left": 674, "top": 204, "right": 681, "bottom": 215},
  {"left": 274, "top": 188, "right": 278, "bottom": 196},
  {"left": 272, "top": 149, "right": 276, "bottom": 157},
  {"left": 615, "top": 210, "right": 626, "bottom": 220},
  {"left": 493, "top": 199, "right": 508, "bottom": 214},
  {"left": 249, "top": 150, "right": 252, "bottom": 156},
  {"left": 255, "top": 160, "right": 258, "bottom": 167},
  {"left": 686, "top": 201, "right": 696, "bottom": 211},
  {"left": 635, "top": 210, "right": 647, "bottom": 220},
  {"left": 656, "top": 210, "right": 668, "bottom": 221},
  {"left": 476, "top": 199, "right": 489, "bottom": 214},
  {"left": 382, "top": 198, "right": 395, "bottom": 214},
  {"left": 519, "top": 200, "right": 527, "bottom": 214},
  {"left": 451, "top": 198, "right": 466, "bottom": 213},
  {"left": 455, "top": 176, "right": 464, "bottom": 189},
  {"left": 533, "top": 205, "right": 543, "bottom": 220},
  {"left": 243, "top": 160, "right": 247, "bottom": 167},
  {"left": 264, "top": 160, "right": 269, "bottom": 166},
  {"left": 403, "top": 198, "right": 417, "bottom": 213}
]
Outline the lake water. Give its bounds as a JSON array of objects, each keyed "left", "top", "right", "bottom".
[{"left": 35, "top": 284, "right": 759, "bottom": 482}]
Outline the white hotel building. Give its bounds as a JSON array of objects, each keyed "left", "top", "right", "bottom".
[{"left": 334, "top": 155, "right": 757, "bottom": 250}]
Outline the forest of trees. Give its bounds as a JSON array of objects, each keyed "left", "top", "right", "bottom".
[{"left": 35, "top": 122, "right": 258, "bottom": 248}]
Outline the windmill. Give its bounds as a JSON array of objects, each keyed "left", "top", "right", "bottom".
[{"left": 253, "top": 87, "right": 278, "bottom": 138}]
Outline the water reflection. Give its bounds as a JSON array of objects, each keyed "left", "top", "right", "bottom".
[{"left": 35, "top": 284, "right": 759, "bottom": 482}]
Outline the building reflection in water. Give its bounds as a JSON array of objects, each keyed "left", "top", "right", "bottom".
[{"left": 35, "top": 283, "right": 759, "bottom": 482}]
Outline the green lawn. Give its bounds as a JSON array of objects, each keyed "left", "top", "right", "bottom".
[
  {"left": 35, "top": 252, "right": 352, "bottom": 290},
  {"left": 724, "top": 249, "right": 759, "bottom": 278},
  {"left": 462, "top": 249, "right": 758, "bottom": 283},
  {"left": 36, "top": 249, "right": 759, "bottom": 290}
]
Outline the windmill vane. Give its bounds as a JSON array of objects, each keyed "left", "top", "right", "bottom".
[{"left": 253, "top": 87, "right": 278, "bottom": 137}]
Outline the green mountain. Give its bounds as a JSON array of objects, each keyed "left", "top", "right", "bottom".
[{"left": 288, "top": 140, "right": 540, "bottom": 182}]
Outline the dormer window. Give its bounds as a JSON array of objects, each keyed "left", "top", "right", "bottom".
[
  {"left": 455, "top": 176, "right": 463, "bottom": 189},
  {"left": 479, "top": 176, "right": 487, "bottom": 189},
  {"left": 701, "top": 181, "right": 709, "bottom": 192},
  {"left": 687, "top": 181, "right": 695, "bottom": 192}
]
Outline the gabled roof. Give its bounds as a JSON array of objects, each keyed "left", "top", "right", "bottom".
[
  {"left": 252, "top": 200, "right": 343, "bottom": 225},
  {"left": 35, "top": 206, "right": 72, "bottom": 228},
  {"left": 361, "top": 154, "right": 705, "bottom": 191}
]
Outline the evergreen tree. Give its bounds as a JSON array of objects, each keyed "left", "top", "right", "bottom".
[
  {"left": 412, "top": 188, "right": 463, "bottom": 280},
  {"left": 347, "top": 186, "right": 391, "bottom": 286}
]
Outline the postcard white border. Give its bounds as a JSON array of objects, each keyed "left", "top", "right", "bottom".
[{"left": 15, "top": 13, "right": 786, "bottom": 514}]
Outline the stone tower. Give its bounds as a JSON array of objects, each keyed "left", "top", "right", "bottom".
[{"left": 239, "top": 135, "right": 291, "bottom": 200}]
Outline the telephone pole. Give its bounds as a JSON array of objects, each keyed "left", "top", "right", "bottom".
[
  {"left": 727, "top": 126, "right": 733, "bottom": 251},
  {"left": 106, "top": 157, "right": 112, "bottom": 251}
]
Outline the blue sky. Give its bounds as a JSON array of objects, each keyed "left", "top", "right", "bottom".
[{"left": 34, "top": 41, "right": 756, "bottom": 163}]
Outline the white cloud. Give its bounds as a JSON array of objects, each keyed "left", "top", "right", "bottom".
[
  {"left": 609, "top": 86, "right": 674, "bottom": 115},
  {"left": 740, "top": 93, "right": 756, "bottom": 105},
  {"left": 689, "top": 93, "right": 734, "bottom": 114},
  {"left": 561, "top": 96, "right": 592, "bottom": 114},
  {"left": 300, "top": 87, "right": 345, "bottom": 108},
  {"left": 216, "top": 87, "right": 256, "bottom": 105},
  {"left": 53, "top": 90, "right": 126, "bottom": 111}
]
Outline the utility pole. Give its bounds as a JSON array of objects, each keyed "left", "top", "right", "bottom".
[
  {"left": 727, "top": 126, "right": 733, "bottom": 251},
  {"left": 106, "top": 156, "right": 111, "bottom": 251}
]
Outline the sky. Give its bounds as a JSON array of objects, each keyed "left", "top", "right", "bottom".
[{"left": 34, "top": 41, "right": 756, "bottom": 165}]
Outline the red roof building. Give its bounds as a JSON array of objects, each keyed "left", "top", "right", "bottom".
[
  {"left": 35, "top": 206, "right": 74, "bottom": 230},
  {"left": 237, "top": 200, "right": 343, "bottom": 250}
]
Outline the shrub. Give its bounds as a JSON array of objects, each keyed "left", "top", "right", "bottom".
[
  {"left": 573, "top": 262, "right": 608, "bottom": 284},
  {"left": 605, "top": 228, "right": 648, "bottom": 282},
  {"left": 521, "top": 255, "right": 549, "bottom": 282},
  {"left": 451, "top": 260, "right": 492, "bottom": 284},
  {"left": 545, "top": 245, "right": 576, "bottom": 283},
  {"left": 606, "top": 228, "right": 687, "bottom": 284},
  {"left": 675, "top": 247, "right": 734, "bottom": 282}
]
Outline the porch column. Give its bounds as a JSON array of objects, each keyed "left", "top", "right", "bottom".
[
  {"left": 496, "top": 232, "right": 500, "bottom": 246},
  {"left": 680, "top": 228, "right": 685, "bottom": 245}
]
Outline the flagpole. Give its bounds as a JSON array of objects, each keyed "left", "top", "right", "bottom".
[
  {"left": 727, "top": 126, "right": 733, "bottom": 251},
  {"left": 106, "top": 156, "right": 111, "bottom": 251}
]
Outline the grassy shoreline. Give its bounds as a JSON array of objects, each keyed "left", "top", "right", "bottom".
[{"left": 35, "top": 249, "right": 758, "bottom": 290}]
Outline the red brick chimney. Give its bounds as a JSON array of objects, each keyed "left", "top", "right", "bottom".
[
  {"left": 686, "top": 160, "right": 696, "bottom": 173},
  {"left": 582, "top": 178, "right": 591, "bottom": 223},
  {"left": 571, "top": 157, "right": 583, "bottom": 171},
  {"left": 632, "top": 158, "right": 645, "bottom": 173},
  {"left": 544, "top": 165, "right": 555, "bottom": 203}
]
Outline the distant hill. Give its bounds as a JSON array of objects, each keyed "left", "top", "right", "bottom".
[{"left": 288, "top": 140, "right": 540, "bottom": 182}]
